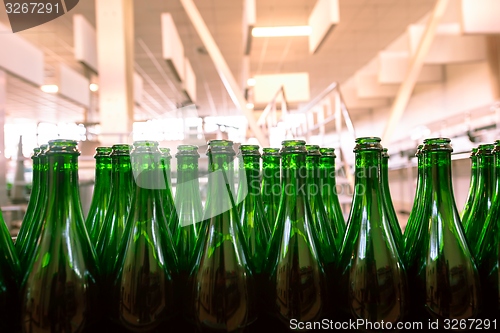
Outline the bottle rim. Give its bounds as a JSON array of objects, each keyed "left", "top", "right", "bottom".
[
  {"left": 354, "top": 137, "right": 382, "bottom": 152},
  {"left": 305, "top": 145, "right": 321, "bottom": 156},
  {"left": 176, "top": 145, "right": 200, "bottom": 157},
  {"left": 319, "top": 147, "right": 336, "bottom": 158},
  {"left": 422, "top": 138, "right": 453, "bottom": 152},
  {"left": 111, "top": 144, "right": 131, "bottom": 156},
  {"left": 239, "top": 145, "right": 261, "bottom": 156},
  {"left": 262, "top": 147, "right": 281, "bottom": 156},
  {"left": 206, "top": 140, "right": 235, "bottom": 155},
  {"left": 31, "top": 147, "right": 41, "bottom": 159},
  {"left": 131, "top": 141, "right": 161, "bottom": 154},
  {"left": 477, "top": 143, "right": 495, "bottom": 155},
  {"left": 280, "top": 140, "right": 306, "bottom": 154},
  {"left": 95, "top": 147, "right": 112, "bottom": 158},
  {"left": 47, "top": 139, "right": 80, "bottom": 155}
]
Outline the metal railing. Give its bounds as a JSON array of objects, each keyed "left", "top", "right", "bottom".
[{"left": 258, "top": 82, "right": 356, "bottom": 191}]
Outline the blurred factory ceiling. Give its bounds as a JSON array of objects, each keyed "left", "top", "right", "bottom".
[{"left": 0, "top": 0, "right": 435, "bottom": 124}]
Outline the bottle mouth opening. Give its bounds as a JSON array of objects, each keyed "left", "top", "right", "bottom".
[
  {"left": 262, "top": 147, "right": 281, "bottom": 156},
  {"left": 280, "top": 140, "right": 306, "bottom": 154},
  {"left": 240, "top": 145, "right": 261, "bottom": 156},
  {"left": 206, "top": 140, "right": 235, "bottom": 155},
  {"left": 305, "top": 145, "right": 321, "bottom": 156},
  {"left": 207, "top": 140, "right": 233, "bottom": 147},
  {"left": 477, "top": 144, "right": 495, "bottom": 155},
  {"left": 281, "top": 140, "right": 306, "bottom": 147},
  {"left": 131, "top": 141, "right": 161, "bottom": 155},
  {"left": 95, "top": 147, "right": 112, "bottom": 158},
  {"left": 47, "top": 139, "right": 80, "bottom": 155},
  {"left": 422, "top": 138, "right": 453, "bottom": 152},
  {"left": 319, "top": 148, "right": 336, "bottom": 157},
  {"left": 134, "top": 140, "right": 158, "bottom": 147},
  {"left": 111, "top": 144, "right": 131, "bottom": 156},
  {"left": 159, "top": 148, "right": 172, "bottom": 160},
  {"left": 354, "top": 137, "right": 382, "bottom": 152},
  {"left": 176, "top": 145, "right": 200, "bottom": 157}
]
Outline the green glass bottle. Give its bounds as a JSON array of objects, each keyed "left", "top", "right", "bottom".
[
  {"left": 15, "top": 147, "right": 41, "bottom": 250},
  {"left": 111, "top": 141, "right": 179, "bottom": 332},
  {"left": 0, "top": 210, "right": 22, "bottom": 332},
  {"left": 20, "top": 139, "right": 100, "bottom": 332},
  {"left": 16, "top": 144, "right": 49, "bottom": 272},
  {"left": 261, "top": 147, "right": 281, "bottom": 231},
  {"left": 169, "top": 145, "right": 203, "bottom": 331},
  {"left": 403, "top": 145, "right": 424, "bottom": 246},
  {"left": 464, "top": 144, "right": 495, "bottom": 255},
  {"left": 338, "top": 137, "right": 408, "bottom": 327},
  {"left": 237, "top": 145, "right": 271, "bottom": 274},
  {"left": 265, "top": 140, "right": 329, "bottom": 329},
  {"left": 305, "top": 144, "right": 337, "bottom": 267},
  {"left": 96, "top": 144, "right": 133, "bottom": 282},
  {"left": 404, "top": 138, "right": 481, "bottom": 323},
  {"left": 475, "top": 140, "right": 500, "bottom": 319},
  {"left": 461, "top": 147, "right": 479, "bottom": 222},
  {"left": 190, "top": 139, "right": 257, "bottom": 332},
  {"left": 160, "top": 147, "right": 176, "bottom": 232},
  {"left": 318, "top": 147, "right": 346, "bottom": 249},
  {"left": 85, "top": 147, "right": 112, "bottom": 246},
  {"left": 381, "top": 148, "right": 404, "bottom": 254},
  {"left": 170, "top": 145, "right": 203, "bottom": 273}
]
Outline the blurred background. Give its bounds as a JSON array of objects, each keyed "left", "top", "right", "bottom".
[{"left": 1, "top": 0, "right": 499, "bottom": 234}]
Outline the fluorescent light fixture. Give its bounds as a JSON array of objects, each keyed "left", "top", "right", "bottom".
[
  {"left": 89, "top": 83, "right": 99, "bottom": 92},
  {"left": 252, "top": 26, "right": 312, "bottom": 37},
  {"left": 246, "top": 102, "right": 255, "bottom": 109},
  {"left": 247, "top": 78, "right": 256, "bottom": 87},
  {"left": 40, "top": 85, "right": 59, "bottom": 93}
]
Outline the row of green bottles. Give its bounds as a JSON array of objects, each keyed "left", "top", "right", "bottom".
[{"left": 12, "top": 137, "right": 498, "bottom": 332}]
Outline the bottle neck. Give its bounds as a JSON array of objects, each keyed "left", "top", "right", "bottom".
[
  {"left": 262, "top": 156, "right": 280, "bottom": 175},
  {"left": 47, "top": 154, "right": 81, "bottom": 210},
  {"left": 38, "top": 154, "right": 49, "bottom": 191},
  {"left": 471, "top": 156, "right": 478, "bottom": 172},
  {"left": 160, "top": 157, "right": 172, "bottom": 186},
  {"left": 425, "top": 150, "right": 454, "bottom": 194},
  {"left": 281, "top": 153, "right": 307, "bottom": 197},
  {"left": 495, "top": 152, "right": 500, "bottom": 191},
  {"left": 238, "top": 155, "right": 261, "bottom": 195},
  {"left": 262, "top": 156, "right": 280, "bottom": 195},
  {"left": 353, "top": 150, "right": 382, "bottom": 191},
  {"left": 208, "top": 153, "right": 236, "bottom": 195},
  {"left": 95, "top": 156, "right": 112, "bottom": 188},
  {"left": 415, "top": 153, "right": 425, "bottom": 195},
  {"left": 381, "top": 156, "right": 390, "bottom": 189},
  {"left": 477, "top": 153, "right": 494, "bottom": 185},
  {"left": 319, "top": 156, "right": 336, "bottom": 186},
  {"left": 111, "top": 155, "right": 132, "bottom": 188},
  {"left": 306, "top": 155, "right": 321, "bottom": 186},
  {"left": 177, "top": 156, "right": 199, "bottom": 183},
  {"left": 132, "top": 153, "right": 165, "bottom": 192},
  {"left": 30, "top": 156, "right": 41, "bottom": 192}
]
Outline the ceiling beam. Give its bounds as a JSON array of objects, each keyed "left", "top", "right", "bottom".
[
  {"left": 382, "top": 0, "right": 450, "bottom": 144},
  {"left": 180, "top": 0, "right": 269, "bottom": 147}
]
